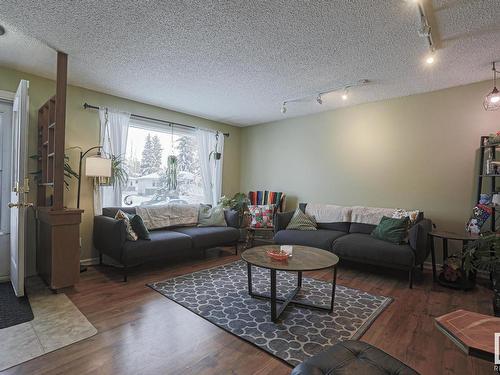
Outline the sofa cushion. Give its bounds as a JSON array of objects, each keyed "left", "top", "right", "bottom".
[
  {"left": 122, "top": 230, "right": 192, "bottom": 263},
  {"left": 224, "top": 209, "right": 240, "bottom": 228},
  {"left": 130, "top": 214, "right": 151, "bottom": 240},
  {"left": 349, "top": 222, "right": 377, "bottom": 234},
  {"left": 291, "top": 340, "right": 419, "bottom": 375},
  {"left": 332, "top": 233, "right": 415, "bottom": 267},
  {"left": 286, "top": 209, "right": 318, "bottom": 231},
  {"left": 317, "top": 222, "right": 351, "bottom": 232},
  {"left": 274, "top": 229, "right": 347, "bottom": 250},
  {"left": 198, "top": 204, "right": 227, "bottom": 227},
  {"left": 371, "top": 216, "right": 409, "bottom": 244},
  {"left": 171, "top": 226, "right": 239, "bottom": 248}
]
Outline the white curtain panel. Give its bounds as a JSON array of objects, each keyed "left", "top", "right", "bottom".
[
  {"left": 196, "top": 129, "right": 224, "bottom": 206},
  {"left": 94, "top": 109, "right": 131, "bottom": 214}
]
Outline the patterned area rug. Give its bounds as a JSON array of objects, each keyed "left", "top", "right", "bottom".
[{"left": 148, "top": 261, "right": 392, "bottom": 366}]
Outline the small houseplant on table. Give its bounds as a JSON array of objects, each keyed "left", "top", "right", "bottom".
[{"left": 463, "top": 233, "right": 500, "bottom": 316}]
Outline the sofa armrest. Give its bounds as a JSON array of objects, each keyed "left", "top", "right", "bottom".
[
  {"left": 274, "top": 211, "right": 295, "bottom": 234},
  {"left": 408, "top": 218, "right": 432, "bottom": 265},
  {"left": 224, "top": 209, "right": 240, "bottom": 228},
  {"left": 93, "top": 215, "right": 127, "bottom": 261}
]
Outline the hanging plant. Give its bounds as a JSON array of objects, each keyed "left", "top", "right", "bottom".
[
  {"left": 209, "top": 131, "right": 222, "bottom": 161},
  {"left": 165, "top": 124, "right": 178, "bottom": 191},
  {"left": 166, "top": 154, "right": 178, "bottom": 191}
]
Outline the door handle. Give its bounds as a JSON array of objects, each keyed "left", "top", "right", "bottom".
[{"left": 8, "top": 202, "right": 34, "bottom": 208}]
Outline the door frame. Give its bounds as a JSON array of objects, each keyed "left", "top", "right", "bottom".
[{"left": 0, "top": 93, "right": 14, "bottom": 283}]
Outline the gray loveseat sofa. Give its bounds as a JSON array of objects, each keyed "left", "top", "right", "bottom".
[
  {"left": 274, "top": 203, "right": 432, "bottom": 288},
  {"left": 93, "top": 206, "right": 240, "bottom": 281}
]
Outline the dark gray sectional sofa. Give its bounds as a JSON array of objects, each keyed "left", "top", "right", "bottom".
[
  {"left": 274, "top": 203, "right": 432, "bottom": 288},
  {"left": 93, "top": 206, "right": 240, "bottom": 281}
]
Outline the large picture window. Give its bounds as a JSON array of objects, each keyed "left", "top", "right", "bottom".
[{"left": 122, "top": 120, "right": 204, "bottom": 206}]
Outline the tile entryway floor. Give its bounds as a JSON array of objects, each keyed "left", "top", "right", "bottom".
[{"left": 0, "top": 277, "right": 97, "bottom": 371}]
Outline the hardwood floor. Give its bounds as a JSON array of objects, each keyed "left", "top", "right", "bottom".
[{"left": 5, "top": 248, "right": 493, "bottom": 375}]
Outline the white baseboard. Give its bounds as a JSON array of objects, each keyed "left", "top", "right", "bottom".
[{"left": 81, "top": 257, "right": 100, "bottom": 266}]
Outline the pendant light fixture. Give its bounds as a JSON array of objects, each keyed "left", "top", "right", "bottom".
[{"left": 484, "top": 62, "right": 500, "bottom": 111}]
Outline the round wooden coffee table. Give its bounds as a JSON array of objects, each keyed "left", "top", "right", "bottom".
[{"left": 241, "top": 245, "right": 339, "bottom": 322}]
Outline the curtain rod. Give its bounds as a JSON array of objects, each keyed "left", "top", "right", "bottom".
[{"left": 83, "top": 103, "right": 229, "bottom": 137}]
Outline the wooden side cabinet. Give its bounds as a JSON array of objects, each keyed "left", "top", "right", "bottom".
[{"left": 37, "top": 208, "right": 83, "bottom": 291}]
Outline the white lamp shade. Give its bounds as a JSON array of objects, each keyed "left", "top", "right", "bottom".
[{"left": 85, "top": 156, "right": 112, "bottom": 177}]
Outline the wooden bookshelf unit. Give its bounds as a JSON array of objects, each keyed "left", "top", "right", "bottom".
[{"left": 36, "top": 52, "right": 83, "bottom": 291}]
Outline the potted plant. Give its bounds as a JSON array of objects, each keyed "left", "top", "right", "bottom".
[
  {"left": 30, "top": 154, "right": 79, "bottom": 189},
  {"left": 108, "top": 153, "right": 129, "bottom": 188},
  {"left": 209, "top": 132, "right": 222, "bottom": 161},
  {"left": 219, "top": 193, "right": 250, "bottom": 227},
  {"left": 463, "top": 233, "right": 500, "bottom": 316}
]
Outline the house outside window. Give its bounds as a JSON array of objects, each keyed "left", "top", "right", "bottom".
[{"left": 122, "top": 120, "right": 204, "bottom": 206}]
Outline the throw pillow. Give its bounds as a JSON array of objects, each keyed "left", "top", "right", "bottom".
[
  {"left": 130, "top": 214, "right": 151, "bottom": 240},
  {"left": 115, "top": 210, "right": 138, "bottom": 241},
  {"left": 249, "top": 204, "right": 274, "bottom": 228},
  {"left": 392, "top": 208, "right": 420, "bottom": 225},
  {"left": 198, "top": 204, "right": 227, "bottom": 227},
  {"left": 286, "top": 208, "right": 317, "bottom": 231},
  {"left": 371, "top": 216, "right": 409, "bottom": 244}
]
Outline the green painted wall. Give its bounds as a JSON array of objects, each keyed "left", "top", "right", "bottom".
[
  {"left": 0, "top": 66, "right": 241, "bottom": 264},
  {"left": 240, "top": 81, "right": 500, "bottom": 233}
]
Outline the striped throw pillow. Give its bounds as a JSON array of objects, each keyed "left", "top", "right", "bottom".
[{"left": 286, "top": 209, "right": 317, "bottom": 231}]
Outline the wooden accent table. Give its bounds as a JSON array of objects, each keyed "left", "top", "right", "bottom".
[
  {"left": 245, "top": 227, "right": 274, "bottom": 249},
  {"left": 428, "top": 230, "right": 480, "bottom": 290},
  {"left": 435, "top": 309, "right": 500, "bottom": 362},
  {"left": 241, "top": 245, "right": 339, "bottom": 323}
]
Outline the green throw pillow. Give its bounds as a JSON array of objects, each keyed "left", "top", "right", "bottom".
[
  {"left": 198, "top": 204, "right": 227, "bottom": 227},
  {"left": 286, "top": 208, "right": 317, "bottom": 231},
  {"left": 127, "top": 213, "right": 151, "bottom": 241},
  {"left": 371, "top": 216, "right": 409, "bottom": 244}
]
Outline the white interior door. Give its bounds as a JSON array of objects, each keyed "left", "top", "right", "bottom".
[{"left": 9, "top": 80, "right": 29, "bottom": 297}]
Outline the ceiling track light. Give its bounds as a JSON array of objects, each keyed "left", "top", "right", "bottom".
[
  {"left": 416, "top": 2, "right": 437, "bottom": 65},
  {"left": 280, "top": 79, "right": 369, "bottom": 114},
  {"left": 417, "top": 3, "right": 434, "bottom": 50},
  {"left": 484, "top": 62, "right": 500, "bottom": 111}
]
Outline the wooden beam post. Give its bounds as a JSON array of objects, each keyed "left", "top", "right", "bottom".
[{"left": 53, "top": 51, "right": 67, "bottom": 210}]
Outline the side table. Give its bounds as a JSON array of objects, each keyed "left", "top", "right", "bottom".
[
  {"left": 428, "top": 230, "right": 479, "bottom": 290},
  {"left": 245, "top": 227, "right": 275, "bottom": 249}
]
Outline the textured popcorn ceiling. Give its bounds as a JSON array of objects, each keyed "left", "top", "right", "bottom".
[{"left": 0, "top": 1, "right": 499, "bottom": 126}]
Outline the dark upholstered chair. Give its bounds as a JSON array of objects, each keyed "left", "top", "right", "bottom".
[{"left": 291, "top": 340, "right": 419, "bottom": 375}]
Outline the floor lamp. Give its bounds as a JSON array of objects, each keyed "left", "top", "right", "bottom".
[{"left": 77, "top": 146, "right": 112, "bottom": 272}]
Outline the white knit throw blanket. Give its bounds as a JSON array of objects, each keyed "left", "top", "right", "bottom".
[
  {"left": 305, "top": 203, "right": 352, "bottom": 223},
  {"left": 136, "top": 204, "right": 199, "bottom": 230},
  {"left": 350, "top": 206, "right": 396, "bottom": 225}
]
